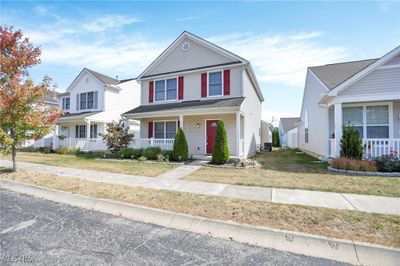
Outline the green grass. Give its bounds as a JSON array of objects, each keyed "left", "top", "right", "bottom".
[
  {"left": 1, "top": 152, "right": 177, "bottom": 177},
  {"left": 184, "top": 149, "right": 400, "bottom": 197}
]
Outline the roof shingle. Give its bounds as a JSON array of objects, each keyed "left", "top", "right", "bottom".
[{"left": 280, "top": 117, "right": 299, "bottom": 133}]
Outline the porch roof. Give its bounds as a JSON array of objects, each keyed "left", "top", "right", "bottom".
[
  {"left": 123, "top": 97, "right": 245, "bottom": 116},
  {"left": 57, "top": 111, "right": 103, "bottom": 122}
]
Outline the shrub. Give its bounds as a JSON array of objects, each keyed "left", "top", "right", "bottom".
[
  {"left": 212, "top": 121, "right": 229, "bottom": 165},
  {"left": 172, "top": 128, "right": 189, "bottom": 161},
  {"left": 340, "top": 124, "right": 363, "bottom": 159},
  {"left": 142, "top": 147, "right": 162, "bottom": 160},
  {"left": 162, "top": 150, "right": 173, "bottom": 160},
  {"left": 56, "top": 147, "right": 81, "bottom": 155},
  {"left": 99, "top": 120, "right": 133, "bottom": 156},
  {"left": 331, "top": 157, "right": 378, "bottom": 172},
  {"left": 138, "top": 156, "right": 147, "bottom": 162},
  {"left": 272, "top": 128, "right": 280, "bottom": 147},
  {"left": 118, "top": 148, "right": 134, "bottom": 159},
  {"left": 374, "top": 151, "right": 400, "bottom": 172},
  {"left": 132, "top": 148, "right": 143, "bottom": 159}
]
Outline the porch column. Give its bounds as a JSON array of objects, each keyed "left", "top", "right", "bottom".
[
  {"left": 86, "top": 120, "right": 90, "bottom": 151},
  {"left": 236, "top": 111, "right": 240, "bottom": 158},
  {"left": 334, "top": 103, "right": 342, "bottom": 158},
  {"left": 53, "top": 125, "right": 59, "bottom": 150},
  {"left": 324, "top": 106, "right": 330, "bottom": 159},
  {"left": 179, "top": 114, "right": 184, "bottom": 130}
]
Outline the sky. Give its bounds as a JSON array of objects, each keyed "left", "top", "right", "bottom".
[{"left": 2, "top": 0, "right": 400, "bottom": 125}]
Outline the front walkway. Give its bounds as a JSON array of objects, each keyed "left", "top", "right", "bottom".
[{"left": 1, "top": 160, "right": 399, "bottom": 216}]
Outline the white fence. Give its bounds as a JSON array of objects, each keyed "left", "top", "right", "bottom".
[
  {"left": 330, "top": 138, "right": 400, "bottom": 158},
  {"left": 54, "top": 138, "right": 107, "bottom": 151},
  {"left": 363, "top": 138, "right": 400, "bottom": 159},
  {"left": 128, "top": 138, "right": 175, "bottom": 151}
]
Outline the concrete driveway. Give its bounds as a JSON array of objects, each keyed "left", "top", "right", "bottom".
[{"left": 0, "top": 189, "right": 347, "bottom": 265}]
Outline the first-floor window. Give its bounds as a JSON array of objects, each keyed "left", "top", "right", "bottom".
[
  {"left": 75, "top": 125, "right": 86, "bottom": 138},
  {"left": 342, "top": 104, "right": 389, "bottom": 139},
  {"left": 90, "top": 124, "right": 97, "bottom": 138},
  {"left": 154, "top": 121, "right": 177, "bottom": 139}
]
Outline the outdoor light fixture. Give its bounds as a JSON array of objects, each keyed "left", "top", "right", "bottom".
[{"left": 196, "top": 123, "right": 200, "bottom": 128}]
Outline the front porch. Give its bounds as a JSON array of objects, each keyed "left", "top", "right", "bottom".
[
  {"left": 327, "top": 100, "right": 400, "bottom": 159},
  {"left": 126, "top": 111, "right": 246, "bottom": 158}
]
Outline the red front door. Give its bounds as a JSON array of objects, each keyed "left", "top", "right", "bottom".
[{"left": 206, "top": 120, "right": 219, "bottom": 154}]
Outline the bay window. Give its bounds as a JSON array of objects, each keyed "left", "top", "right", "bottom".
[
  {"left": 154, "top": 121, "right": 177, "bottom": 139},
  {"left": 342, "top": 104, "right": 390, "bottom": 139},
  {"left": 208, "top": 71, "right": 222, "bottom": 96},
  {"left": 155, "top": 78, "right": 177, "bottom": 101}
]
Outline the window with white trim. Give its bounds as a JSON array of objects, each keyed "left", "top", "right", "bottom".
[
  {"left": 62, "top": 97, "right": 70, "bottom": 110},
  {"left": 342, "top": 104, "right": 389, "bottom": 139},
  {"left": 75, "top": 125, "right": 86, "bottom": 138},
  {"left": 78, "top": 91, "right": 98, "bottom": 110},
  {"left": 155, "top": 78, "right": 177, "bottom": 102},
  {"left": 208, "top": 71, "right": 222, "bottom": 96},
  {"left": 90, "top": 124, "right": 97, "bottom": 138},
  {"left": 154, "top": 121, "right": 177, "bottom": 139}
]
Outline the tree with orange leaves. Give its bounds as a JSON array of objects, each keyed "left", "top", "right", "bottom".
[{"left": 0, "top": 26, "right": 62, "bottom": 171}]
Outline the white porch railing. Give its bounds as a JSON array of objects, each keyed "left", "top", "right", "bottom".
[
  {"left": 363, "top": 138, "right": 400, "bottom": 159},
  {"left": 128, "top": 138, "right": 175, "bottom": 150},
  {"left": 54, "top": 138, "right": 107, "bottom": 151},
  {"left": 330, "top": 138, "right": 400, "bottom": 158},
  {"left": 240, "top": 139, "right": 244, "bottom": 155}
]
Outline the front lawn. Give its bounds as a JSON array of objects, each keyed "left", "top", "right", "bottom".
[
  {"left": 0, "top": 152, "right": 177, "bottom": 177},
  {"left": 184, "top": 149, "right": 400, "bottom": 197},
  {"left": 2, "top": 170, "right": 399, "bottom": 248}
]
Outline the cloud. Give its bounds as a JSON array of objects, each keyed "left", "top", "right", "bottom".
[
  {"left": 83, "top": 15, "right": 141, "bottom": 33},
  {"left": 209, "top": 32, "right": 349, "bottom": 87},
  {"left": 33, "top": 6, "right": 49, "bottom": 16}
]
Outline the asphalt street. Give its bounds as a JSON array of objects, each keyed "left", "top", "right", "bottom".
[{"left": 0, "top": 188, "right": 348, "bottom": 265}]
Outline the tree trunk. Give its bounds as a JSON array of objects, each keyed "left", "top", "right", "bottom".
[{"left": 11, "top": 145, "right": 17, "bottom": 171}]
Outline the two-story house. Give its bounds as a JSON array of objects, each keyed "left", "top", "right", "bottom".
[
  {"left": 123, "top": 32, "right": 264, "bottom": 159},
  {"left": 53, "top": 68, "right": 140, "bottom": 151}
]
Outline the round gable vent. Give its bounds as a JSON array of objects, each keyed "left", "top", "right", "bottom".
[{"left": 182, "top": 42, "right": 191, "bottom": 51}]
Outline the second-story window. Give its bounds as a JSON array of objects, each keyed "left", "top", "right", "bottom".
[
  {"left": 155, "top": 78, "right": 177, "bottom": 102},
  {"left": 62, "top": 97, "right": 70, "bottom": 110},
  {"left": 208, "top": 71, "right": 222, "bottom": 96},
  {"left": 78, "top": 91, "right": 98, "bottom": 110}
]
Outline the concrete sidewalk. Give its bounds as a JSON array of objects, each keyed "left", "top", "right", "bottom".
[{"left": 1, "top": 159, "right": 399, "bottom": 216}]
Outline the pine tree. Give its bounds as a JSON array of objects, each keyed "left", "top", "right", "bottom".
[
  {"left": 172, "top": 128, "right": 189, "bottom": 161},
  {"left": 340, "top": 124, "right": 363, "bottom": 159},
  {"left": 212, "top": 121, "right": 229, "bottom": 164}
]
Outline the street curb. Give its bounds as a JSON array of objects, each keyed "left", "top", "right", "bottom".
[{"left": 1, "top": 179, "right": 399, "bottom": 266}]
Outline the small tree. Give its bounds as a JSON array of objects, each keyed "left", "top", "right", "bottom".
[
  {"left": 100, "top": 120, "right": 133, "bottom": 156},
  {"left": 0, "top": 26, "right": 62, "bottom": 171},
  {"left": 212, "top": 121, "right": 229, "bottom": 164},
  {"left": 172, "top": 128, "right": 188, "bottom": 161},
  {"left": 272, "top": 128, "right": 280, "bottom": 147},
  {"left": 340, "top": 124, "right": 363, "bottom": 159}
]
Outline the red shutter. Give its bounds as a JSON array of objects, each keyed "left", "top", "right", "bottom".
[
  {"left": 148, "top": 122, "right": 153, "bottom": 138},
  {"left": 148, "top": 81, "right": 154, "bottom": 103},
  {"left": 223, "top": 69, "right": 230, "bottom": 96},
  {"left": 201, "top": 73, "right": 207, "bottom": 97},
  {"left": 178, "top": 76, "right": 184, "bottom": 100}
]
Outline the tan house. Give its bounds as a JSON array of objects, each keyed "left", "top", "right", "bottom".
[{"left": 123, "top": 31, "right": 264, "bottom": 159}]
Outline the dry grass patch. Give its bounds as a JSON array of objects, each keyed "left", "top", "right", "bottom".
[
  {"left": 2, "top": 170, "right": 400, "bottom": 248},
  {"left": 184, "top": 150, "right": 400, "bottom": 197},
  {"left": 1, "top": 152, "right": 177, "bottom": 177}
]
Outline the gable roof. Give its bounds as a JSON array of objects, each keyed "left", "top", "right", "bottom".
[
  {"left": 280, "top": 117, "right": 299, "bottom": 133},
  {"left": 85, "top": 68, "right": 118, "bottom": 85},
  {"left": 138, "top": 31, "right": 248, "bottom": 80},
  {"left": 309, "top": 59, "right": 378, "bottom": 91},
  {"left": 123, "top": 97, "right": 245, "bottom": 116}
]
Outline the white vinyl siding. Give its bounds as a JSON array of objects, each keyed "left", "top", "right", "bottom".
[
  {"left": 394, "top": 100, "right": 400, "bottom": 138},
  {"left": 146, "top": 37, "right": 236, "bottom": 77}
]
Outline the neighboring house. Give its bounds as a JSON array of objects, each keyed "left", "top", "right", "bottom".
[
  {"left": 260, "top": 120, "right": 273, "bottom": 147},
  {"left": 298, "top": 46, "right": 400, "bottom": 159},
  {"left": 53, "top": 68, "right": 140, "bottom": 151},
  {"left": 23, "top": 92, "right": 59, "bottom": 148},
  {"left": 279, "top": 117, "right": 299, "bottom": 148},
  {"left": 123, "top": 31, "right": 264, "bottom": 158}
]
